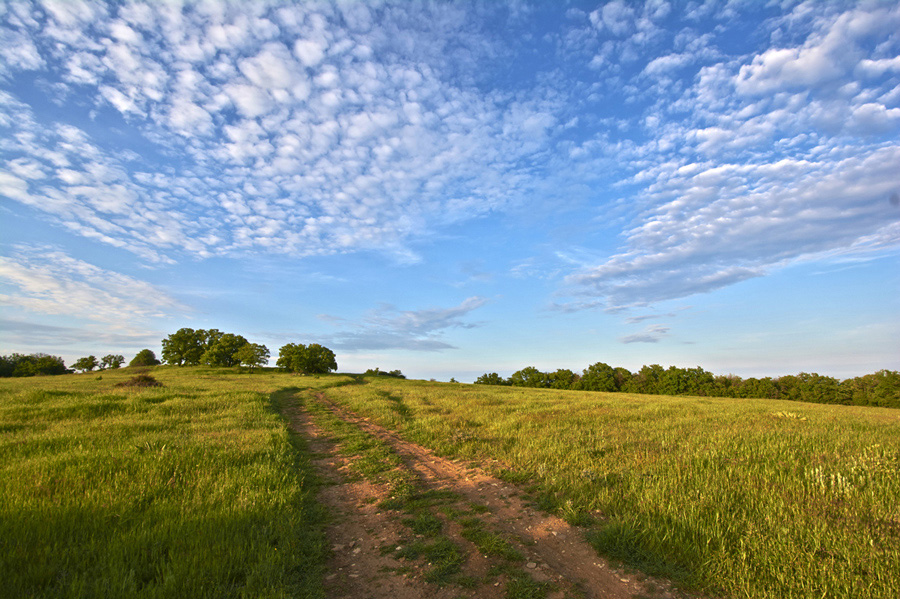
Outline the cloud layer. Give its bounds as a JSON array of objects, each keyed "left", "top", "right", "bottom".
[
  {"left": 562, "top": 1, "right": 900, "bottom": 309},
  {"left": 1, "top": 0, "right": 898, "bottom": 327},
  {"left": 1, "top": 1, "right": 562, "bottom": 264}
]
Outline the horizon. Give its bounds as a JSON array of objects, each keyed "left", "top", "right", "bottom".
[{"left": 1, "top": 1, "right": 898, "bottom": 382}]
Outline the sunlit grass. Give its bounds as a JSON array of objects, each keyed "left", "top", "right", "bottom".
[
  {"left": 324, "top": 377, "right": 900, "bottom": 599},
  {"left": 0, "top": 367, "right": 342, "bottom": 599},
  {"left": 5, "top": 368, "right": 896, "bottom": 598}
]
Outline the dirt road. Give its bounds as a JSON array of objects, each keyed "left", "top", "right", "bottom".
[{"left": 286, "top": 392, "right": 688, "bottom": 599}]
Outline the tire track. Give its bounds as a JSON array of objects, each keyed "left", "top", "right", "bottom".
[{"left": 314, "top": 393, "right": 687, "bottom": 599}]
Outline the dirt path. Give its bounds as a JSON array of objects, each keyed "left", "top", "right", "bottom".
[
  {"left": 285, "top": 394, "right": 687, "bottom": 599},
  {"left": 286, "top": 404, "right": 471, "bottom": 599}
]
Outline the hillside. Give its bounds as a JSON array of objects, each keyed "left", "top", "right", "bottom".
[{"left": 1, "top": 368, "right": 898, "bottom": 599}]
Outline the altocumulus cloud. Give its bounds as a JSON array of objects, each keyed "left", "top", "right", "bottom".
[
  {"left": 562, "top": 2, "right": 900, "bottom": 310},
  {"left": 0, "top": 1, "right": 563, "bottom": 264},
  {"left": 0, "top": 0, "right": 898, "bottom": 331}
]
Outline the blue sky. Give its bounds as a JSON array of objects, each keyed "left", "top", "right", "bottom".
[{"left": 1, "top": 0, "right": 898, "bottom": 382}]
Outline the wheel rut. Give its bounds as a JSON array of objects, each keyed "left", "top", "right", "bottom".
[{"left": 285, "top": 392, "right": 690, "bottom": 599}]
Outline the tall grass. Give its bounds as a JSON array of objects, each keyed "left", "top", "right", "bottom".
[
  {"left": 0, "top": 367, "right": 343, "bottom": 599},
  {"left": 324, "top": 377, "right": 900, "bottom": 599}
]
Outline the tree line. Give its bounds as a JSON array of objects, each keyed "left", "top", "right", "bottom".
[
  {"left": 1, "top": 328, "right": 337, "bottom": 377},
  {"left": 475, "top": 363, "right": 900, "bottom": 408},
  {"left": 160, "top": 328, "right": 336, "bottom": 374}
]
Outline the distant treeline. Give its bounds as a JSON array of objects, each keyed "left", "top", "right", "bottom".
[
  {"left": 0, "top": 353, "right": 68, "bottom": 377},
  {"left": 1, "top": 351, "right": 160, "bottom": 377},
  {"left": 475, "top": 364, "right": 900, "bottom": 408}
]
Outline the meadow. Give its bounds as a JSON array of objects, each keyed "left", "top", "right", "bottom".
[
  {"left": 0, "top": 367, "right": 347, "bottom": 599},
  {"left": 2, "top": 368, "right": 898, "bottom": 599},
  {"left": 323, "top": 377, "right": 900, "bottom": 599}
]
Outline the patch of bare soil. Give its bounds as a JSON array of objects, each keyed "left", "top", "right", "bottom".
[
  {"left": 286, "top": 405, "right": 476, "bottom": 599},
  {"left": 285, "top": 398, "right": 690, "bottom": 599}
]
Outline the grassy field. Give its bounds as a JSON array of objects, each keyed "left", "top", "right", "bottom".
[
  {"left": 2, "top": 369, "right": 898, "bottom": 599},
  {"left": 0, "top": 367, "right": 345, "bottom": 599},
  {"left": 323, "top": 377, "right": 900, "bottom": 599}
]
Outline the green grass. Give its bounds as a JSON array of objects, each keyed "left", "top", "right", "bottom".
[
  {"left": 324, "top": 376, "right": 900, "bottom": 599},
  {"left": 0, "top": 367, "right": 340, "bottom": 599},
  {"left": 5, "top": 369, "right": 897, "bottom": 599}
]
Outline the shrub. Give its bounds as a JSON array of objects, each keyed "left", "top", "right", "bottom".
[{"left": 116, "top": 374, "right": 164, "bottom": 388}]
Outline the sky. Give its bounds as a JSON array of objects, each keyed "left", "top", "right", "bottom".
[{"left": 1, "top": 0, "right": 898, "bottom": 382}]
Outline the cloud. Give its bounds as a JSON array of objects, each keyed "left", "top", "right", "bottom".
[
  {"left": 0, "top": 246, "right": 188, "bottom": 324},
  {"left": 561, "top": 3, "right": 900, "bottom": 311},
  {"left": 322, "top": 296, "right": 488, "bottom": 351},
  {"left": 0, "top": 317, "right": 163, "bottom": 354},
  {"left": 620, "top": 324, "right": 669, "bottom": 344},
  {"left": 0, "top": 1, "right": 568, "bottom": 264},
  {"left": 734, "top": 7, "right": 897, "bottom": 96},
  {"left": 567, "top": 145, "right": 900, "bottom": 308},
  {"left": 589, "top": 1, "right": 635, "bottom": 37}
]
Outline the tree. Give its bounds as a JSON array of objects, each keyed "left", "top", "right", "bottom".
[
  {"left": 549, "top": 368, "right": 578, "bottom": 389},
  {"left": 623, "top": 364, "right": 664, "bottom": 394},
  {"left": 234, "top": 343, "right": 270, "bottom": 371},
  {"left": 201, "top": 333, "right": 248, "bottom": 367},
  {"left": 509, "top": 366, "right": 550, "bottom": 388},
  {"left": 129, "top": 349, "right": 160, "bottom": 367},
  {"left": 474, "top": 372, "right": 507, "bottom": 385},
  {"left": 100, "top": 354, "right": 125, "bottom": 370},
  {"left": 74, "top": 355, "right": 99, "bottom": 372},
  {"left": 1, "top": 353, "right": 67, "bottom": 377},
  {"left": 364, "top": 368, "right": 406, "bottom": 379},
  {"left": 581, "top": 362, "right": 618, "bottom": 392},
  {"left": 305, "top": 343, "right": 338, "bottom": 374},
  {"left": 161, "top": 328, "right": 207, "bottom": 366},
  {"left": 277, "top": 343, "right": 337, "bottom": 374}
]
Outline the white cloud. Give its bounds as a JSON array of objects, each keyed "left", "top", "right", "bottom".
[
  {"left": 620, "top": 324, "right": 669, "bottom": 344},
  {"left": 643, "top": 52, "right": 690, "bottom": 76},
  {"left": 239, "top": 42, "right": 301, "bottom": 90},
  {"left": 322, "top": 297, "right": 489, "bottom": 351},
  {"left": 294, "top": 38, "right": 326, "bottom": 67},
  {"left": 567, "top": 145, "right": 900, "bottom": 308},
  {"left": 0, "top": 246, "right": 188, "bottom": 323},
  {"left": 590, "top": 1, "right": 635, "bottom": 37},
  {"left": 735, "top": 6, "right": 899, "bottom": 96},
  {"left": 1, "top": 1, "right": 573, "bottom": 265},
  {"left": 0, "top": 28, "right": 44, "bottom": 74}
]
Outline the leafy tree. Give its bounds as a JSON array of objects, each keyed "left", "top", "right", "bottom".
[
  {"left": 623, "top": 364, "right": 664, "bottom": 394},
  {"left": 614, "top": 367, "right": 633, "bottom": 390},
  {"left": 0, "top": 353, "right": 68, "bottom": 377},
  {"left": 234, "top": 343, "right": 270, "bottom": 371},
  {"left": 305, "top": 343, "right": 338, "bottom": 374},
  {"left": 277, "top": 343, "right": 337, "bottom": 374},
  {"left": 364, "top": 368, "right": 406, "bottom": 379},
  {"left": 549, "top": 368, "right": 578, "bottom": 389},
  {"left": 100, "top": 354, "right": 125, "bottom": 370},
  {"left": 474, "top": 372, "right": 507, "bottom": 385},
  {"left": 201, "top": 333, "right": 248, "bottom": 367},
  {"left": 129, "top": 349, "right": 160, "bottom": 367},
  {"left": 509, "top": 366, "right": 550, "bottom": 388},
  {"left": 74, "top": 355, "right": 99, "bottom": 372},
  {"left": 870, "top": 370, "right": 900, "bottom": 408},
  {"left": 580, "top": 362, "right": 618, "bottom": 392},
  {"left": 161, "top": 328, "right": 207, "bottom": 366}
]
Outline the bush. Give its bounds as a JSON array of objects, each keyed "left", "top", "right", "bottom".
[
  {"left": 115, "top": 374, "right": 164, "bottom": 388},
  {"left": 129, "top": 349, "right": 160, "bottom": 367},
  {"left": 364, "top": 368, "right": 406, "bottom": 379}
]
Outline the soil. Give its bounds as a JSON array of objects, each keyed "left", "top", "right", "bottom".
[{"left": 286, "top": 395, "right": 692, "bottom": 599}]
